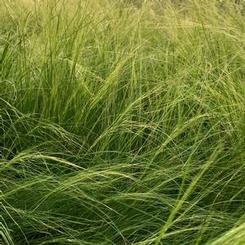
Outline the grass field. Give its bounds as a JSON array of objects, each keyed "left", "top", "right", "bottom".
[{"left": 0, "top": 0, "right": 245, "bottom": 244}]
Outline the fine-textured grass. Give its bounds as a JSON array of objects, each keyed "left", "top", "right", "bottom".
[{"left": 0, "top": 0, "right": 244, "bottom": 244}]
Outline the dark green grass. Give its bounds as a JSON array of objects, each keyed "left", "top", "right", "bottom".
[{"left": 0, "top": 0, "right": 245, "bottom": 244}]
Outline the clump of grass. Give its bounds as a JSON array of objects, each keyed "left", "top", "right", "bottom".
[{"left": 0, "top": 0, "right": 245, "bottom": 244}]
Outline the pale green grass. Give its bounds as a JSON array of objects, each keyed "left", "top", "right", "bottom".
[{"left": 0, "top": 0, "right": 245, "bottom": 244}]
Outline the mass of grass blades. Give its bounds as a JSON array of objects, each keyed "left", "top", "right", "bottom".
[{"left": 0, "top": 0, "right": 245, "bottom": 244}]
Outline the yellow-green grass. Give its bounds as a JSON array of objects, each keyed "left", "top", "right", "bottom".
[{"left": 0, "top": 0, "right": 245, "bottom": 244}]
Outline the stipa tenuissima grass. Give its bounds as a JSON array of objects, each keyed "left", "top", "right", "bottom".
[{"left": 0, "top": 0, "right": 245, "bottom": 244}]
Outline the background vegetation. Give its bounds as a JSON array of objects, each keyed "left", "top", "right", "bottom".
[{"left": 0, "top": 0, "right": 244, "bottom": 244}]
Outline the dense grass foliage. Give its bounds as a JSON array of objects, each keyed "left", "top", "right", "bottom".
[{"left": 0, "top": 0, "right": 245, "bottom": 244}]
